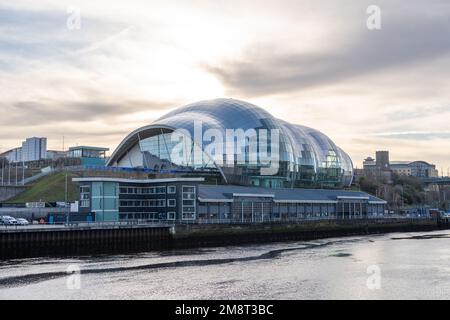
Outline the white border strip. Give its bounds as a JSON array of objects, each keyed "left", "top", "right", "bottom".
[
  {"left": 73, "top": 177, "right": 205, "bottom": 184},
  {"left": 198, "top": 197, "right": 234, "bottom": 203},
  {"left": 232, "top": 193, "right": 275, "bottom": 198},
  {"left": 274, "top": 200, "right": 339, "bottom": 204},
  {"left": 337, "top": 196, "right": 370, "bottom": 200}
]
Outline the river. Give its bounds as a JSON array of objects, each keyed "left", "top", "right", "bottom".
[{"left": 1, "top": 229, "right": 450, "bottom": 300}]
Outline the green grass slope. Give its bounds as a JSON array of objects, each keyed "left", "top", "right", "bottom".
[{"left": 8, "top": 172, "right": 80, "bottom": 204}]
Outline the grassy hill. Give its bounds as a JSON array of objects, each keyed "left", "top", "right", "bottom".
[{"left": 8, "top": 172, "right": 80, "bottom": 204}]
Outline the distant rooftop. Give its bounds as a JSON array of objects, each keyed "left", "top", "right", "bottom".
[
  {"left": 69, "top": 146, "right": 110, "bottom": 151},
  {"left": 390, "top": 160, "right": 433, "bottom": 166}
]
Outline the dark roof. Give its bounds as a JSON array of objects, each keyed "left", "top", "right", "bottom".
[{"left": 198, "top": 185, "right": 385, "bottom": 203}]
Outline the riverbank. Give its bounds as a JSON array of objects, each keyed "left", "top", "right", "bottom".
[
  {"left": 0, "top": 218, "right": 443, "bottom": 260},
  {"left": 172, "top": 218, "right": 440, "bottom": 248}
]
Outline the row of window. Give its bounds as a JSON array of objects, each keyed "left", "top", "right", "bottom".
[
  {"left": 273, "top": 203, "right": 337, "bottom": 214},
  {"left": 119, "top": 199, "right": 176, "bottom": 208},
  {"left": 119, "top": 186, "right": 176, "bottom": 195},
  {"left": 119, "top": 212, "right": 176, "bottom": 220}
]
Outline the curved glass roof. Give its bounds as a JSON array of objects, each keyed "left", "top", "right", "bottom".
[{"left": 109, "top": 98, "right": 354, "bottom": 187}]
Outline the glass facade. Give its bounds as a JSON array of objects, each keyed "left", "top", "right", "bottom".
[
  {"left": 91, "top": 181, "right": 119, "bottom": 222},
  {"left": 110, "top": 99, "right": 354, "bottom": 188}
]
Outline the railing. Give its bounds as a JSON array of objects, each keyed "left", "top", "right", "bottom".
[
  {"left": 175, "top": 215, "right": 434, "bottom": 225},
  {"left": 0, "top": 219, "right": 173, "bottom": 232},
  {"left": 19, "top": 167, "right": 54, "bottom": 185},
  {"left": 0, "top": 214, "right": 435, "bottom": 232}
]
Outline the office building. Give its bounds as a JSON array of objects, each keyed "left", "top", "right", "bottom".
[
  {"left": 68, "top": 146, "right": 109, "bottom": 166},
  {"left": 74, "top": 177, "right": 386, "bottom": 223},
  {"left": 390, "top": 161, "right": 439, "bottom": 178},
  {"left": 21, "top": 137, "right": 47, "bottom": 162}
]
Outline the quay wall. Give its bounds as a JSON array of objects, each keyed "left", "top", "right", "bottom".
[
  {"left": 0, "top": 225, "right": 171, "bottom": 259},
  {"left": 0, "top": 218, "right": 444, "bottom": 259},
  {"left": 172, "top": 218, "right": 440, "bottom": 249}
]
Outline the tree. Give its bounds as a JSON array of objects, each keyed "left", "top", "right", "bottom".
[{"left": 358, "top": 176, "right": 379, "bottom": 195}]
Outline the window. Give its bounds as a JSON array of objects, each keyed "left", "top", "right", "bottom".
[
  {"left": 183, "top": 200, "right": 195, "bottom": 206},
  {"left": 168, "top": 186, "right": 177, "bottom": 194},
  {"left": 120, "top": 186, "right": 166, "bottom": 195},
  {"left": 168, "top": 199, "right": 176, "bottom": 207},
  {"left": 154, "top": 200, "right": 165, "bottom": 207},
  {"left": 120, "top": 187, "right": 128, "bottom": 194},
  {"left": 182, "top": 186, "right": 196, "bottom": 220},
  {"left": 120, "top": 200, "right": 166, "bottom": 207},
  {"left": 120, "top": 201, "right": 131, "bottom": 207},
  {"left": 80, "top": 200, "right": 90, "bottom": 208},
  {"left": 183, "top": 186, "right": 195, "bottom": 193},
  {"left": 80, "top": 185, "right": 91, "bottom": 207},
  {"left": 156, "top": 186, "right": 166, "bottom": 194},
  {"left": 167, "top": 212, "right": 176, "bottom": 220}
]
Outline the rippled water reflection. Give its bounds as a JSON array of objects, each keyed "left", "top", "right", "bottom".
[{"left": 1, "top": 230, "right": 450, "bottom": 300}]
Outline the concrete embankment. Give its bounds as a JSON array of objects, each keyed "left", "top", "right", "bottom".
[
  {"left": 172, "top": 219, "right": 441, "bottom": 249},
  {"left": 0, "top": 186, "right": 27, "bottom": 202},
  {"left": 0, "top": 225, "right": 172, "bottom": 259},
  {"left": 0, "top": 218, "right": 444, "bottom": 260}
]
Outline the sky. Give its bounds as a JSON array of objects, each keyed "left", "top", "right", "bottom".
[{"left": 0, "top": 0, "right": 449, "bottom": 172}]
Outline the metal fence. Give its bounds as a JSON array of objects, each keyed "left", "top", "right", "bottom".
[
  {"left": 1, "top": 214, "right": 435, "bottom": 232},
  {"left": 0, "top": 219, "right": 172, "bottom": 232}
]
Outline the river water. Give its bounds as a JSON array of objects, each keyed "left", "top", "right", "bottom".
[{"left": 1, "top": 229, "right": 450, "bottom": 300}]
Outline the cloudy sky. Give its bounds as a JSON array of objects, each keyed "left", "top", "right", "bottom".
[{"left": 1, "top": 0, "right": 449, "bottom": 171}]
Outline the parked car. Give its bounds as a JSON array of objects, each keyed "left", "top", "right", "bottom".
[
  {"left": 15, "top": 218, "right": 29, "bottom": 226},
  {"left": 1, "top": 216, "right": 17, "bottom": 225}
]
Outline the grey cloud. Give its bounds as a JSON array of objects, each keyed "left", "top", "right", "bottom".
[
  {"left": 0, "top": 6, "right": 130, "bottom": 68},
  {"left": 370, "top": 131, "right": 450, "bottom": 140},
  {"left": 205, "top": 1, "right": 450, "bottom": 96},
  {"left": 0, "top": 100, "right": 175, "bottom": 126},
  {"left": 0, "top": 98, "right": 175, "bottom": 152},
  {"left": 386, "top": 106, "right": 450, "bottom": 121}
]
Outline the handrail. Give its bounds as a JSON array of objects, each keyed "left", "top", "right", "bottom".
[{"left": 0, "top": 215, "right": 435, "bottom": 232}]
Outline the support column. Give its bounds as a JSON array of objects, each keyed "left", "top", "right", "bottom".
[
  {"left": 251, "top": 202, "right": 254, "bottom": 223},
  {"left": 353, "top": 203, "right": 356, "bottom": 219},
  {"left": 261, "top": 202, "right": 264, "bottom": 222},
  {"left": 348, "top": 203, "right": 351, "bottom": 219}
]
